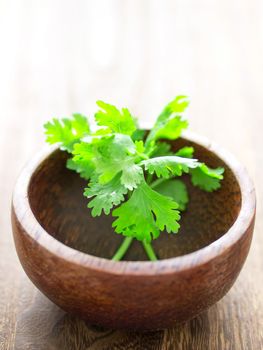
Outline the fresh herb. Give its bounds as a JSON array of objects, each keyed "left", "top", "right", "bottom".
[{"left": 44, "top": 97, "right": 224, "bottom": 261}]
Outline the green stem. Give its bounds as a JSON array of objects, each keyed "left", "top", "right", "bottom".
[
  {"left": 112, "top": 237, "right": 133, "bottom": 261},
  {"left": 143, "top": 240, "right": 158, "bottom": 261},
  {"left": 112, "top": 177, "right": 163, "bottom": 262}
]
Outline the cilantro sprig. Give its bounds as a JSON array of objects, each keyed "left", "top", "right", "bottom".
[{"left": 44, "top": 97, "right": 224, "bottom": 261}]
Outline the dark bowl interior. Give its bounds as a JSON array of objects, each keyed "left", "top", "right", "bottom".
[{"left": 28, "top": 138, "right": 242, "bottom": 261}]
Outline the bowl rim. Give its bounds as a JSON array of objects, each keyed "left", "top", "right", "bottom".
[{"left": 12, "top": 130, "right": 256, "bottom": 276}]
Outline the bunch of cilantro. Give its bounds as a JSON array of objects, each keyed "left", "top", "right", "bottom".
[{"left": 44, "top": 96, "right": 224, "bottom": 261}]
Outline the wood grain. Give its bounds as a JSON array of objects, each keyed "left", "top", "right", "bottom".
[{"left": 0, "top": 0, "right": 263, "bottom": 348}]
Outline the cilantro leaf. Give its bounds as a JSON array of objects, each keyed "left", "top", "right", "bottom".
[
  {"left": 66, "top": 158, "right": 94, "bottom": 180},
  {"left": 93, "top": 134, "right": 141, "bottom": 188},
  {"left": 132, "top": 129, "right": 146, "bottom": 141},
  {"left": 166, "top": 95, "right": 189, "bottom": 113},
  {"left": 71, "top": 142, "right": 95, "bottom": 178},
  {"left": 43, "top": 97, "right": 225, "bottom": 257},
  {"left": 175, "top": 146, "right": 194, "bottom": 158},
  {"left": 150, "top": 142, "right": 173, "bottom": 157},
  {"left": 44, "top": 114, "right": 90, "bottom": 152},
  {"left": 121, "top": 164, "right": 143, "bottom": 191},
  {"left": 84, "top": 173, "right": 128, "bottom": 216},
  {"left": 134, "top": 140, "right": 145, "bottom": 154},
  {"left": 191, "top": 164, "right": 224, "bottom": 192},
  {"left": 154, "top": 179, "right": 189, "bottom": 211},
  {"left": 141, "top": 156, "right": 198, "bottom": 178},
  {"left": 71, "top": 113, "right": 91, "bottom": 135},
  {"left": 150, "top": 144, "right": 194, "bottom": 158},
  {"left": 95, "top": 101, "right": 136, "bottom": 136},
  {"left": 73, "top": 134, "right": 143, "bottom": 190},
  {"left": 145, "top": 96, "right": 189, "bottom": 147},
  {"left": 112, "top": 180, "right": 180, "bottom": 242}
]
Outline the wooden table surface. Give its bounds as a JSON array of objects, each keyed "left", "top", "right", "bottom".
[{"left": 0, "top": 1, "right": 262, "bottom": 349}]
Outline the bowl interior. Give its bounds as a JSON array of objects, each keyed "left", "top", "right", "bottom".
[{"left": 28, "top": 138, "right": 241, "bottom": 261}]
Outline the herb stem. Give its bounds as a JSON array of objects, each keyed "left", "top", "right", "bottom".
[
  {"left": 112, "top": 237, "right": 133, "bottom": 261},
  {"left": 143, "top": 240, "right": 158, "bottom": 261}
]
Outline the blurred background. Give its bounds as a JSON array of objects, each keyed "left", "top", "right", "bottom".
[{"left": 0, "top": 1, "right": 262, "bottom": 349}]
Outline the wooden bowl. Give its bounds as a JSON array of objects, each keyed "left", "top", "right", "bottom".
[{"left": 11, "top": 131, "right": 256, "bottom": 330}]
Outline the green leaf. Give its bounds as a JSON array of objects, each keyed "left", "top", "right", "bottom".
[
  {"left": 145, "top": 96, "right": 189, "bottom": 147},
  {"left": 191, "top": 164, "right": 224, "bottom": 192},
  {"left": 121, "top": 163, "right": 144, "bottom": 191},
  {"left": 43, "top": 97, "right": 225, "bottom": 250},
  {"left": 141, "top": 156, "right": 198, "bottom": 178},
  {"left": 84, "top": 173, "right": 128, "bottom": 216},
  {"left": 44, "top": 114, "right": 90, "bottom": 152},
  {"left": 73, "top": 141, "right": 94, "bottom": 158},
  {"left": 66, "top": 158, "right": 94, "bottom": 180},
  {"left": 134, "top": 140, "right": 145, "bottom": 154},
  {"left": 167, "top": 95, "right": 189, "bottom": 113},
  {"left": 94, "top": 134, "right": 140, "bottom": 187},
  {"left": 175, "top": 146, "right": 194, "bottom": 158},
  {"left": 154, "top": 179, "right": 189, "bottom": 211},
  {"left": 95, "top": 101, "right": 136, "bottom": 136},
  {"left": 112, "top": 180, "right": 180, "bottom": 242},
  {"left": 132, "top": 129, "right": 146, "bottom": 141},
  {"left": 150, "top": 142, "right": 173, "bottom": 157},
  {"left": 153, "top": 116, "right": 188, "bottom": 141},
  {"left": 73, "top": 134, "right": 143, "bottom": 190},
  {"left": 71, "top": 114, "right": 91, "bottom": 135},
  {"left": 71, "top": 142, "right": 95, "bottom": 177}
]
